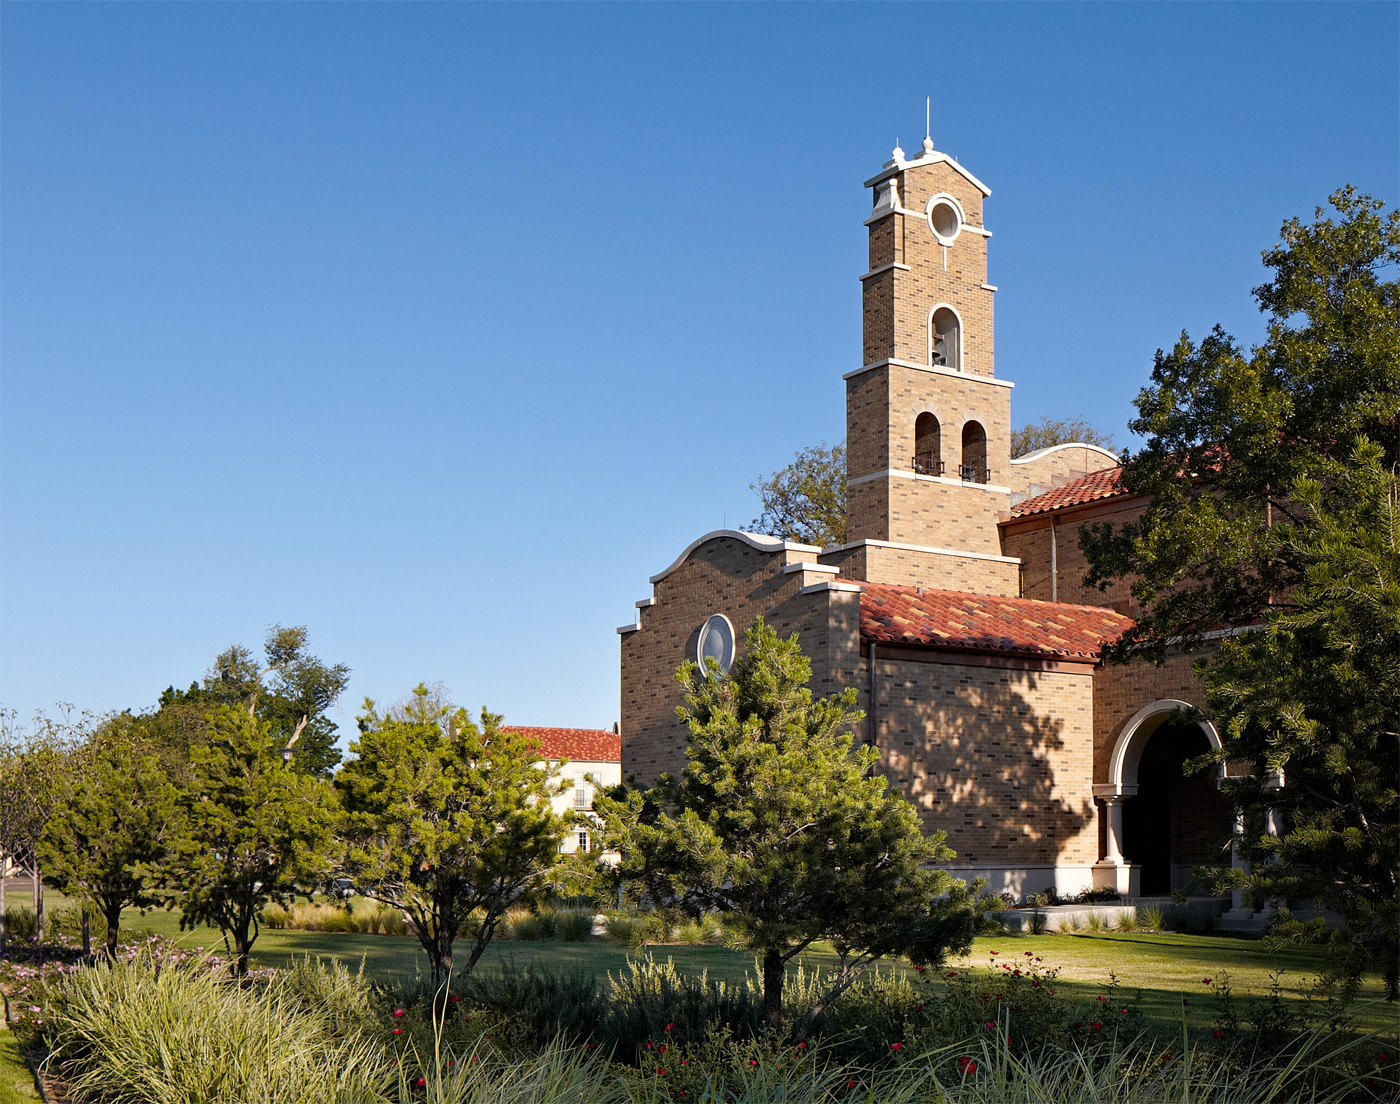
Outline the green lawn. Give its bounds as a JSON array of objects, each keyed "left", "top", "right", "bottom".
[
  {"left": 0, "top": 1010, "right": 40, "bottom": 1104},
  {"left": 38, "top": 897, "right": 1398, "bottom": 1039}
]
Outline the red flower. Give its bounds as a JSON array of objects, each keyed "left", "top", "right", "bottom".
[
  {"left": 392, "top": 1028, "right": 403, "bottom": 1036},
  {"left": 984, "top": 1021, "right": 995, "bottom": 1029},
  {"left": 586, "top": 1043, "right": 595, "bottom": 1049},
  {"left": 1097, "top": 996, "right": 1106, "bottom": 1002},
  {"left": 990, "top": 950, "right": 999, "bottom": 955},
  {"left": 659, "top": 1046, "right": 666, "bottom": 1053},
  {"left": 680, "top": 1059, "right": 687, "bottom": 1066},
  {"left": 415, "top": 1077, "right": 426, "bottom": 1088},
  {"left": 645, "top": 1042, "right": 654, "bottom": 1049},
  {"left": 797, "top": 1042, "right": 806, "bottom": 1049},
  {"left": 666, "top": 1022, "right": 673, "bottom": 1031},
  {"left": 749, "top": 1059, "right": 758, "bottom": 1066},
  {"left": 1091, "top": 1023, "right": 1102, "bottom": 1031},
  {"left": 1202, "top": 978, "right": 1212, "bottom": 985},
  {"left": 393, "top": 1008, "right": 406, "bottom": 1018},
  {"left": 656, "top": 1068, "right": 665, "bottom": 1076},
  {"left": 890, "top": 1042, "right": 903, "bottom": 1051},
  {"left": 847, "top": 1078, "right": 858, "bottom": 1089},
  {"left": 914, "top": 964, "right": 925, "bottom": 973},
  {"left": 915, "top": 1004, "right": 924, "bottom": 1011},
  {"left": 957, "top": 1056, "right": 978, "bottom": 1075},
  {"left": 1213, "top": 1029, "right": 1223, "bottom": 1038}
]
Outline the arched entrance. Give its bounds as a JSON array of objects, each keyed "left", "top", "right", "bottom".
[
  {"left": 1094, "top": 700, "right": 1234, "bottom": 896},
  {"left": 1122, "top": 721, "right": 1233, "bottom": 893}
]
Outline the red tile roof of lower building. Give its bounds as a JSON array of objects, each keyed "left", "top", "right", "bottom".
[
  {"left": 859, "top": 583, "right": 1133, "bottom": 661},
  {"left": 1010, "top": 466, "right": 1128, "bottom": 518},
  {"left": 504, "top": 726, "right": 621, "bottom": 762}
]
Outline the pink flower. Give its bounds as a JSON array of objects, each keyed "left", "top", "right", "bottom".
[{"left": 393, "top": 1008, "right": 406, "bottom": 1018}]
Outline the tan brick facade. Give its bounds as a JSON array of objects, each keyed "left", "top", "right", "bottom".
[{"left": 616, "top": 140, "right": 1229, "bottom": 903}]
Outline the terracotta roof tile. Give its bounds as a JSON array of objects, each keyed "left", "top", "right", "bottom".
[
  {"left": 504, "top": 726, "right": 621, "bottom": 763},
  {"left": 859, "top": 583, "right": 1133, "bottom": 661},
  {"left": 1010, "top": 467, "right": 1128, "bottom": 518}
]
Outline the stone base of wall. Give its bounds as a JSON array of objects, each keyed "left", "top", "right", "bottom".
[{"left": 943, "top": 863, "right": 1103, "bottom": 901}]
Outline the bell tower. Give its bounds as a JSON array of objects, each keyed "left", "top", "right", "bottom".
[{"left": 836, "top": 133, "right": 1018, "bottom": 596}]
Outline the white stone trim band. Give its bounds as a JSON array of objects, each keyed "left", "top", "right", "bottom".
[{"left": 843, "top": 358, "right": 1016, "bottom": 388}]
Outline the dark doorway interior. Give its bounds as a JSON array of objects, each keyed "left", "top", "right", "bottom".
[{"left": 1121, "top": 722, "right": 1233, "bottom": 895}]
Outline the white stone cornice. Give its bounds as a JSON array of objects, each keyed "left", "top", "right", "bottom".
[
  {"left": 843, "top": 358, "right": 1015, "bottom": 389},
  {"left": 828, "top": 537, "right": 1021, "bottom": 566},
  {"left": 848, "top": 468, "right": 1012, "bottom": 496}
]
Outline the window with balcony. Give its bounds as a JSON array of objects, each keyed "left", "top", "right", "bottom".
[
  {"left": 960, "top": 421, "right": 988, "bottom": 483},
  {"left": 913, "top": 412, "right": 942, "bottom": 475}
]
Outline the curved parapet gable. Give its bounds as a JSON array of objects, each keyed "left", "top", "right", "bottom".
[
  {"left": 648, "top": 529, "right": 821, "bottom": 584},
  {"left": 1009, "top": 442, "right": 1120, "bottom": 503}
]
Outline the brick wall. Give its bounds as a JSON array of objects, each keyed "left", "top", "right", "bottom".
[
  {"left": 620, "top": 536, "right": 863, "bottom": 785},
  {"left": 863, "top": 647, "right": 1099, "bottom": 867},
  {"left": 1000, "top": 498, "right": 1143, "bottom": 611},
  {"left": 819, "top": 541, "right": 1019, "bottom": 596}
]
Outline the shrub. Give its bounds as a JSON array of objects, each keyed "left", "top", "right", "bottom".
[
  {"left": 557, "top": 909, "right": 593, "bottom": 942},
  {"left": 1085, "top": 909, "right": 1108, "bottom": 933},
  {"left": 42, "top": 950, "right": 389, "bottom": 1104},
  {"left": 4, "top": 905, "right": 38, "bottom": 940},
  {"left": 1138, "top": 904, "right": 1165, "bottom": 932}
]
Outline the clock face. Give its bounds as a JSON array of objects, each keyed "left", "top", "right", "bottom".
[{"left": 697, "top": 614, "right": 736, "bottom": 677}]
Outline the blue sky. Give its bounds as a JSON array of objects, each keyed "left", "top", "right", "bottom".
[{"left": 2, "top": 2, "right": 1396, "bottom": 743}]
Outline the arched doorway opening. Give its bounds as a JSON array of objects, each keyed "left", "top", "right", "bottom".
[{"left": 1120, "top": 721, "right": 1232, "bottom": 893}]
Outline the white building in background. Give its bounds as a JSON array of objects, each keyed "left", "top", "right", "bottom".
[{"left": 505, "top": 726, "right": 622, "bottom": 855}]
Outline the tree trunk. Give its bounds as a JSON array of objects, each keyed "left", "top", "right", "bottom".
[
  {"left": 232, "top": 924, "right": 252, "bottom": 978},
  {"left": 0, "top": 848, "right": 7, "bottom": 955},
  {"left": 104, "top": 902, "right": 122, "bottom": 960},
  {"left": 762, "top": 948, "right": 785, "bottom": 1030},
  {"left": 32, "top": 857, "right": 43, "bottom": 942},
  {"left": 81, "top": 908, "right": 91, "bottom": 960},
  {"left": 434, "top": 925, "right": 454, "bottom": 985}
]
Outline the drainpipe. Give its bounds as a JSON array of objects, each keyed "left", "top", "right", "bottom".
[
  {"left": 867, "top": 642, "right": 878, "bottom": 750},
  {"left": 1050, "top": 517, "right": 1059, "bottom": 603}
]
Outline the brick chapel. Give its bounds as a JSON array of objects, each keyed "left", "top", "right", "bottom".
[{"left": 616, "top": 135, "right": 1248, "bottom": 912}]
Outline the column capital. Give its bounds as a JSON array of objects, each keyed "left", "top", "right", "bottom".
[{"left": 1092, "top": 783, "right": 1139, "bottom": 801}]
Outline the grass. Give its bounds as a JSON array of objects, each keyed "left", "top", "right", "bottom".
[
  {"left": 35, "top": 895, "right": 1395, "bottom": 1038},
  {"left": 0, "top": 1009, "right": 40, "bottom": 1104}
]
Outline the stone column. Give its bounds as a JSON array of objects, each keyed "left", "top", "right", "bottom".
[{"left": 1092, "top": 788, "right": 1140, "bottom": 897}]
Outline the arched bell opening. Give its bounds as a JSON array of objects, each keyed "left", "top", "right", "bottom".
[
  {"left": 929, "top": 306, "right": 961, "bottom": 371},
  {"left": 914, "top": 412, "right": 942, "bottom": 475}
]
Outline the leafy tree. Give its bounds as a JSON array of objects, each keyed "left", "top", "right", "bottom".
[
  {"left": 165, "top": 704, "right": 339, "bottom": 976},
  {"left": 39, "top": 720, "right": 178, "bottom": 958},
  {"left": 0, "top": 709, "right": 82, "bottom": 948},
  {"left": 750, "top": 441, "right": 847, "bottom": 548},
  {"left": 1081, "top": 188, "right": 1399, "bottom": 997},
  {"left": 596, "top": 618, "right": 975, "bottom": 1032},
  {"left": 204, "top": 624, "right": 351, "bottom": 776},
  {"left": 1010, "top": 415, "right": 1116, "bottom": 458},
  {"left": 337, "top": 685, "right": 570, "bottom": 984},
  {"left": 1199, "top": 443, "right": 1398, "bottom": 999}
]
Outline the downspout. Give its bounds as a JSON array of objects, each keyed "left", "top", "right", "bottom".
[
  {"left": 1050, "top": 517, "right": 1059, "bottom": 603},
  {"left": 867, "top": 641, "right": 878, "bottom": 750}
]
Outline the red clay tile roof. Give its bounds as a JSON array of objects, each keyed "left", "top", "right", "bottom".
[
  {"left": 1010, "top": 466, "right": 1128, "bottom": 518},
  {"left": 504, "top": 726, "right": 621, "bottom": 763},
  {"left": 859, "top": 583, "right": 1133, "bottom": 661}
]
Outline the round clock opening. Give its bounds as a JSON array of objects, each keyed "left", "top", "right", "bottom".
[{"left": 928, "top": 198, "right": 961, "bottom": 245}]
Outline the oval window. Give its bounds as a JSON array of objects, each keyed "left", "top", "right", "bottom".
[{"left": 696, "top": 614, "right": 736, "bottom": 677}]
